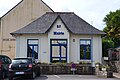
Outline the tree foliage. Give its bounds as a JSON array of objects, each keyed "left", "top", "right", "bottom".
[
  {"left": 103, "top": 9, "right": 120, "bottom": 47},
  {"left": 102, "top": 9, "right": 120, "bottom": 57},
  {"left": 102, "top": 38, "right": 114, "bottom": 57}
]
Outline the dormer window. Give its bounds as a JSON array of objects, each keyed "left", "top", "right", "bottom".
[{"left": 57, "top": 25, "right": 61, "bottom": 28}]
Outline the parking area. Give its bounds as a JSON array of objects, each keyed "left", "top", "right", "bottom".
[
  {"left": 4, "top": 75, "right": 119, "bottom": 80},
  {"left": 7, "top": 75, "right": 118, "bottom": 80},
  {"left": 35, "top": 75, "right": 119, "bottom": 80}
]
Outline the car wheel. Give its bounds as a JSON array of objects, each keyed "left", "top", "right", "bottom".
[
  {"left": 37, "top": 68, "right": 40, "bottom": 76},
  {"left": 0, "top": 73, "right": 2, "bottom": 79},
  {"left": 31, "top": 72, "right": 36, "bottom": 79},
  {"left": 2, "top": 72, "right": 5, "bottom": 79}
]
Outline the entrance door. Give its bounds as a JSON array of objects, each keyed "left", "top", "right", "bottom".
[{"left": 50, "top": 39, "right": 67, "bottom": 63}]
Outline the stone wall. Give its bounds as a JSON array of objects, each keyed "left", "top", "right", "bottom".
[
  {"left": 115, "top": 61, "right": 120, "bottom": 73},
  {"left": 39, "top": 63, "right": 95, "bottom": 75}
]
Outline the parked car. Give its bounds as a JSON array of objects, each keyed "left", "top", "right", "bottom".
[
  {"left": 0, "top": 55, "right": 12, "bottom": 79},
  {"left": 8, "top": 57, "right": 40, "bottom": 80}
]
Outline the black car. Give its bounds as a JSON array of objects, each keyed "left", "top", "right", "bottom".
[
  {"left": 8, "top": 57, "right": 40, "bottom": 80},
  {"left": 0, "top": 55, "right": 12, "bottom": 79}
]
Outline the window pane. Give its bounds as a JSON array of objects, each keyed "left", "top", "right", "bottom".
[
  {"left": 61, "top": 46, "right": 66, "bottom": 57},
  {"left": 52, "top": 40, "right": 58, "bottom": 44},
  {"left": 34, "top": 46, "right": 38, "bottom": 59},
  {"left": 80, "top": 45, "right": 84, "bottom": 59},
  {"left": 52, "top": 40, "right": 67, "bottom": 44},
  {"left": 80, "top": 40, "right": 85, "bottom": 45},
  {"left": 28, "top": 40, "right": 38, "bottom": 44},
  {"left": 86, "top": 40, "right": 90, "bottom": 45},
  {"left": 86, "top": 46, "right": 91, "bottom": 59},
  {"left": 52, "top": 46, "right": 59, "bottom": 57},
  {"left": 57, "top": 40, "right": 66, "bottom": 44},
  {"left": 80, "top": 40, "right": 90, "bottom": 45},
  {"left": 27, "top": 46, "right": 33, "bottom": 57}
]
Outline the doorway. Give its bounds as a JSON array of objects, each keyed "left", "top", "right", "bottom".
[{"left": 50, "top": 39, "right": 67, "bottom": 63}]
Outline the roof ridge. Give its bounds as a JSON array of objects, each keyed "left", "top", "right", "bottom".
[{"left": 46, "top": 12, "right": 74, "bottom": 14}]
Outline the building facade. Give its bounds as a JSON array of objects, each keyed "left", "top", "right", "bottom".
[
  {"left": 11, "top": 12, "right": 105, "bottom": 66},
  {"left": 0, "top": 0, "right": 53, "bottom": 59}
]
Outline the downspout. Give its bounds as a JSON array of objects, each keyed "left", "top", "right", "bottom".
[{"left": 90, "top": 22, "right": 94, "bottom": 67}]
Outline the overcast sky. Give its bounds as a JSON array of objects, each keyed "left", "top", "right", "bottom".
[{"left": 0, "top": 0, "right": 120, "bottom": 30}]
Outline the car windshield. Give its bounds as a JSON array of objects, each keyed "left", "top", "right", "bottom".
[
  {"left": 12, "top": 59, "right": 31, "bottom": 64},
  {"left": 0, "top": 56, "right": 11, "bottom": 64}
]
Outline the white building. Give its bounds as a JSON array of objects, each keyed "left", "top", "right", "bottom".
[{"left": 11, "top": 12, "right": 105, "bottom": 66}]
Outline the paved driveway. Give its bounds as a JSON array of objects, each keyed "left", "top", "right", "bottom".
[
  {"left": 5, "top": 75, "right": 119, "bottom": 80},
  {"left": 34, "top": 75, "right": 119, "bottom": 80}
]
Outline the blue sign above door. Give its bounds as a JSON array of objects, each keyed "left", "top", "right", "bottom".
[{"left": 54, "top": 31, "right": 64, "bottom": 35}]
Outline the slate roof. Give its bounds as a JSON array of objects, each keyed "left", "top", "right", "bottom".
[{"left": 11, "top": 12, "right": 105, "bottom": 35}]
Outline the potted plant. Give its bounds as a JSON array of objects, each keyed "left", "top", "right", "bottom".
[
  {"left": 95, "top": 62, "right": 101, "bottom": 67},
  {"left": 102, "top": 65, "right": 110, "bottom": 71}
]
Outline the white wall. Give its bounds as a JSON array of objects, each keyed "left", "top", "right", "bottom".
[
  {"left": 48, "top": 18, "right": 69, "bottom": 39},
  {"left": 92, "top": 35, "right": 102, "bottom": 65},
  {"left": 16, "top": 34, "right": 49, "bottom": 63}
]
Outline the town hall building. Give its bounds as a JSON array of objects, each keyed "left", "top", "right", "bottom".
[{"left": 11, "top": 12, "right": 105, "bottom": 66}]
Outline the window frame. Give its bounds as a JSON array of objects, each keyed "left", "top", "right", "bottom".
[
  {"left": 50, "top": 39, "right": 67, "bottom": 63},
  {"left": 80, "top": 39, "right": 91, "bottom": 60},
  {"left": 27, "top": 39, "right": 39, "bottom": 59}
]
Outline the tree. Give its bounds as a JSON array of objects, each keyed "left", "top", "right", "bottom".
[
  {"left": 102, "top": 38, "right": 114, "bottom": 57},
  {"left": 103, "top": 9, "right": 120, "bottom": 47},
  {"left": 102, "top": 9, "right": 120, "bottom": 57}
]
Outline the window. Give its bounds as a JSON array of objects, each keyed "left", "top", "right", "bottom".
[
  {"left": 80, "top": 39, "right": 91, "bottom": 60},
  {"left": 73, "top": 39, "right": 75, "bottom": 42},
  {"left": 57, "top": 25, "right": 61, "bottom": 28},
  {"left": 27, "top": 39, "right": 38, "bottom": 59}
]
